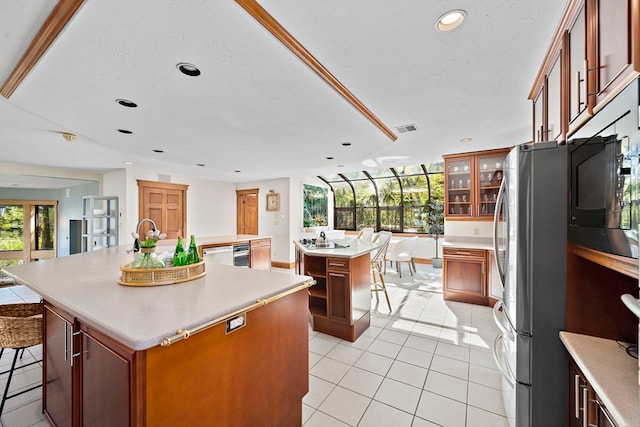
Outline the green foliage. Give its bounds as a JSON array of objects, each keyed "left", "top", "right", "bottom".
[
  {"left": 0, "top": 205, "right": 24, "bottom": 251},
  {"left": 303, "top": 184, "right": 328, "bottom": 226}
]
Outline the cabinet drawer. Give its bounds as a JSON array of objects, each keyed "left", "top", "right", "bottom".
[
  {"left": 326, "top": 258, "right": 350, "bottom": 272},
  {"left": 443, "top": 247, "right": 485, "bottom": 259},
  {"left": 250, "top": 238, "right": 270, "bottom": 248}
]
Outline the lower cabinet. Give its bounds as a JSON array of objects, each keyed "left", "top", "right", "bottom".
[
  {"left": 250, "top": 238, "right": 271, "bottom": 270},
  {"left": 304, "top": 254, "right": 371, "bottom": 342},
  {"left": 443, "top": 247, "right": 489, "bottom": 305},
  {"left": 44, "top": 303, "right": 133, "bottom": 427},
  {"left": 568, "top": 358, "right": 618, "bottom": 427}
]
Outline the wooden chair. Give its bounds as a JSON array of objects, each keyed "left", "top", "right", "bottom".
[
  {"left": 384, "top": 236, "right": 418, "bottom": 278},
  {"left": 0, "top": 302, "right": 43, "bottom": 415},
  {"left": 371, "top": 231, "right": 393, "bottom": 311}
]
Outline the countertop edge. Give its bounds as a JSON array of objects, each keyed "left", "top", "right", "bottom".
[{"left": 559, "top": 331, "right": 639, "bottom": 427}]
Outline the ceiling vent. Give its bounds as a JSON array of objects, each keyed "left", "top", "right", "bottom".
[{"left": 395, "top": 124, "right": 418, "bottom": 133}]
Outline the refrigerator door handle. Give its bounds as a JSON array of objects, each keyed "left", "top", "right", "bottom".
[
  {"left": 492, "top": 333, "right": 516, "bottom": 386},
  {"left": 492, "top": 178, "right": 506, "bottom": 291},
  {"left": 492, "top": 299, "right": 514, "bottom": 341}
]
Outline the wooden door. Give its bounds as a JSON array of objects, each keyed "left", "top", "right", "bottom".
[
  {"left": 138, "top": 180, "right": 187, "bottom": 239},
  {"left": 236, "top": 189, "right": 258, "bottom": 235}
]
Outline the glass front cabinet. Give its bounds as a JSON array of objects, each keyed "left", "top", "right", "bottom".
[{"left": 444, "top": 149, "right": 509, "bottom": 220}]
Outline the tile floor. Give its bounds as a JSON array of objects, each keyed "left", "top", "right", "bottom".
[{"left": 0, "top": 264, "right": 507, "bottom": 427}]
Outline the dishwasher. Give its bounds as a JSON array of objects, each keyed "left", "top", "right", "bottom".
[{"left": 202, "top": 246, "right": 233, "bottom": 266}]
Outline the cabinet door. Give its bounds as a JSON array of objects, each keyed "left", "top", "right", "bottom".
[
  {"left": 546, "top": 53, "right": 562, "bottom": 141},
  {"left": 81, "top": 329, "right": 131, "bottom": 427},
  {"left": 44, "top": 306, "right": 75, "bottom": 427},
  {"left": 568, "top": 2, "right": 590, "bottom": 131},
  {"left": 250, "top": 239, "right": 271, "bottom": 270},
  {"left": 476, "top": 154, "right": 506, "bottom": 218},
  {"left": 595, "top": 0, "right": 634, "bottom": 104},
  {"left": 533, "top": 87, "right": 544, "bottom": 142},
  {"left": 327, "top": 270, "right": 350, "bottom": 323},
  {"left": 445, "top": 157, "right": 473, "bottom": 217},
  {"left": 443, "top": 248, "right": 487, "bottom": 305}
]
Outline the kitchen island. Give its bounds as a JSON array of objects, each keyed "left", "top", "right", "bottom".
[
  {"left": 293, "top": 239, "right": 378, "bottom": 341},
  {"left": 3, "top": 246, "right": 313, "bottom": 427}
]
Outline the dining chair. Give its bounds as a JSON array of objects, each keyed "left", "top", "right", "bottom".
[
  {"left": 370, "top": 231, "right": 393, "bottom": 311},
  {"left": 0, "top": 302, "right": 43, "bottom": 415},
  {"left": 384, "top": 236, "right": 418, "bottom": 278},
  {"left": 357, "top": 227, "right": 375, "bottom": 243}
]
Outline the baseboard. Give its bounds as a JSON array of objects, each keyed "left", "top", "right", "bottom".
[
  {"left": 271, "top": 261, "right": 295, "bottom": 269},
  {"left": 414, "top": 258, "right": 431, "bottom": 265}
]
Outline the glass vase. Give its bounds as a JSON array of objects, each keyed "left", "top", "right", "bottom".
[{"left": 129, "top": 247, "right": 165, "bottom": 269}]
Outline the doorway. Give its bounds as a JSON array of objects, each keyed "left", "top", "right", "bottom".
[
  {"left": 137, "top": 180, "right": 188, "bottom": 239},
  {"left": 236, "top": 189, "right": 258, "bottom": 235}
]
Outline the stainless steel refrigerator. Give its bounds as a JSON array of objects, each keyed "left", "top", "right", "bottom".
[{"left": 491, "top": 140, "right": 567, "bottom": 427}]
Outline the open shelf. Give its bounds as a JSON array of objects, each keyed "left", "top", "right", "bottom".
[{"left": 572, "top": 244, "right": 638, "bottom": 279}]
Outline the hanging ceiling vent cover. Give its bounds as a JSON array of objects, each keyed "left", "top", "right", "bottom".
[{"left": 395, "top": 124, "right": 418, "bottom": 133}]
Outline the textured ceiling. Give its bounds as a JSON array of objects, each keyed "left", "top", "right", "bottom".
[{"left": 0, "top": 0, "right": 566, "bottom": 187}]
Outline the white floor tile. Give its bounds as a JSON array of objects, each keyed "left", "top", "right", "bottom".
[
  {"left": 373, "top": 378, "right": 421, "bottom": 414},
  {"left": 467, "top": 382, "right": 506, "bottom": 416},
  {"left": 326, "top": 344, "right": 365, "bottom": 366},
  {"left": 318, "top": 386, "right": 371, "bottom": 426},
  {"left": 309, "top": 336, "right": 340, "bottom": 356},
  {"left": 338, "top": 367, "right": 384, "bottom": 398},
  {"left": 466, "top": 405, "right": 509, "bottom": 427},
  {"left": 404, "top": 335, "right": 438, "bottom": 353},
  {"left": 386, "top": 360, "right": 428, "bottom": 388},
  {"left": 435, "top": 340, "right": 470, "bottom": 362},
  {"left": 429, "top": 354, "right": 469, "bottom": 380},
  {"left": 304, "top": 409, "right": 351, "bottom": 427},
  {"left": 469, "top": 348, "right": 499, "bottom": 370},
  {"left": 377, "top": 329, "right": 409, "bottom": 346},
  {"left": 366, "top": 339, "right": 402, "bottom": 359},
  {"left": 423, "top": 370, "right": 468, "bottom": 403},
  {"left": 468, "top": 364, "right": 503, "bottom": 391},
  {"left": 309, "top": 357, "right": 351, "bottom": 384},
  {"left": 415, "top": 390, "right": 467, "bottom": 427},
  {"left": 354, "top": 352, "right": 394, "bottom": 376},
  {"left": 357, "top": 400, "right": 414, "bottom": 427},
  {"left": 304, "top": 375, "right": 335, "bottom": 408},
  {"left": 395, "top": 346, "right": 434, "bottom": 369}
]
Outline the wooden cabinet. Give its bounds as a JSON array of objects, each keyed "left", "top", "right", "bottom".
[
  {"left": 531, "top": 0, "right": 640, "bottom": 140},
  {"left": 44, "top": 303, "right": 133, "bottom": 427},
  {"left": 302, "top": 253, "right": 371, "bottom": 341},
  {"left": 442, "top": 247, "right": 488, "bottom": 305},
  {"left": 568, "top": 358, "right": 618, "bottom": 427},
  {"left": 250, "top": 238, "right": 271, "bottom": 270},
  {"left": 444, "top": 149, "right": 509, "bottom": 220}
]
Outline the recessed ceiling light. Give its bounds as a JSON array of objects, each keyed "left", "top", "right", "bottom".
[
  {"left": 436, "top": 10, "right": 466, "bottom": 32},
  {"left": 234, "top": 170, "right": 242, "bottom": 173},
  {"left": 342, "top": 142, "right": 352, "bottom": 146},
  {"left": 395, "top": 124, "right": 418, "bottom": 133},
  {"left": 116, "top": 99, "right": 138, "bottom": 108},
  {"left": 196, "top": 163, "right": 205, "bottom": 167},
  {"left": 117, "top": 129, "right": 133, "bottom": 134},
  {"left": 177, "top": 62, "right": 201, "bottom": 77},
  {"left": 152, "top": 149, "right": 164, "bottom": 153},
  {"left": 460, "top": 137, "right": 473, "bottom": 143},
  {"left": 326, "top": 156, "right": 334, "bottom": 160}
]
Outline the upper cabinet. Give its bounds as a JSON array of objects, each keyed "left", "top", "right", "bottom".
[
  {"left": 531, "top": 0, "right": 640, "bottom": 141},
  {"left": 444, "top": 148, "right": 510, "bottom": 220}
]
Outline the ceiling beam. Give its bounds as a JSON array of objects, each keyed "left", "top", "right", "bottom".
[
  {"left": 235, "top": 0, "right": 398, "bottom": 141},
  {"left": 1, "top": 0, "right": 84, "bottom": 99}
]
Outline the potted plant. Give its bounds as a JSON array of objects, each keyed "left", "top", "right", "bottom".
[{"left": 427, "top": 201, "right": 444, "bottom": 268}]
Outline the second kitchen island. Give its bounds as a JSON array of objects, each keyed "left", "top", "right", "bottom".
[{"left": 294, "top": 239, "right": 378, "bottom": 342}]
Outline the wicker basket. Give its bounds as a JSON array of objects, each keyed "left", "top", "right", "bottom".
[
  {"left": 0, "top": 303, "right": 43, "bottom": 348},
  {"left": 118, "top": 261, "right": 206, "bottom": 287}
]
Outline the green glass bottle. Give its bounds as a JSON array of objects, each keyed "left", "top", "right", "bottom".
[
  {"left": 173, "top": 236, "right": 187, "bottom": 267},
  {"left": 187, "top": 235, "right": 199, "bottom": 264}
]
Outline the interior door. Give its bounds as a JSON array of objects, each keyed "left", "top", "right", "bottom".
[
  {"left": 138, "top": 180, "right": 187, "bottom": 239},
  {"left": 236, "top": 189, "right": 258, "bottom": 235}
]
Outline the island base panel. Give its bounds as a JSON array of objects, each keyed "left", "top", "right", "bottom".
[
  {"left": 310, "top": 311, "right": 370, "bottom": 342},
  {"left": 144, "top": 288, "right": 309, "bottom": 427}
]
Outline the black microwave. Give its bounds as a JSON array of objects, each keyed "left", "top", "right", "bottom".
[{"left": 568, "top": 106, "right": 638, "bottom": 258}]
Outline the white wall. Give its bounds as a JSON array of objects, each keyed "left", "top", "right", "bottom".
[{"left": 444, "top": 220, "right": 494, "bottom": 239}]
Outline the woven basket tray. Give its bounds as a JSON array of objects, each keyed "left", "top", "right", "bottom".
[{"left": 118, "top": 261, "right": 206, "bottom": 287}]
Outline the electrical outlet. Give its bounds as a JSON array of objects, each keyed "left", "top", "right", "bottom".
[{"left": 473, "top": 228, "right": 479, "bottom": 236}]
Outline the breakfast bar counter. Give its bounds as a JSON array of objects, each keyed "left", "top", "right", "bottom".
[{"left": 4, "top": 245, "right": 313, "bottom": 427}]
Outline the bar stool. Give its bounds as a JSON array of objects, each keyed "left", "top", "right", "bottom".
[{"left": 0, "top": 302, "right": 43, "bottom": 415}]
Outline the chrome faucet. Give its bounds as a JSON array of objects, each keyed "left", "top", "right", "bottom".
[{"left": 132, "top": 218, "right": 157, "bottom": 252}]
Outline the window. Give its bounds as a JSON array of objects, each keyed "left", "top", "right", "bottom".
[
  {"left": 319, "top": 163, "right": 444, "bottom": 234},
  {"left": 0, "top": 200, "right": 58, "bottom": 272}
]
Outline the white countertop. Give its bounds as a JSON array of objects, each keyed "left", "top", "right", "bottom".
[
  {"left": 560, "top": 331, "right": 639, "bottom": 427},
  {"left": 3, "top": 245, "right": 311, "bottom": 351},
  {"left": 293, "top": 238, "right": 380, "bottom": 258},
  {"left": 442, "top": 237, "right": 497, "bottom": 251},
  {"left": 158, "top": 234, "right": 269, "bottom": 250}
]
